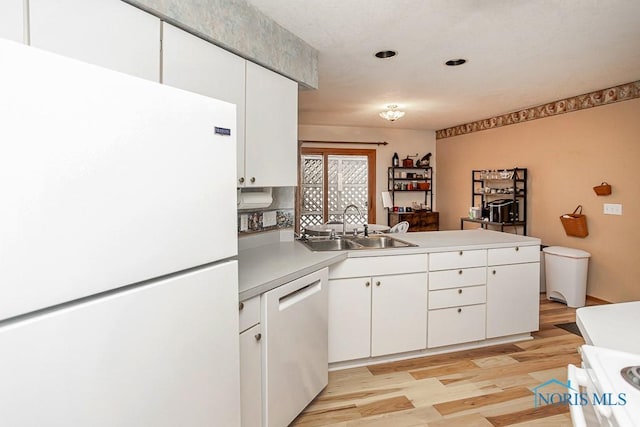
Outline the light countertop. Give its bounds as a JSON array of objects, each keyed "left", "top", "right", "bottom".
[
  {"left": 576, "top": 301, "right": 640, "bottom": 354},
  {"left": 237, "top": 241, "right": 346, "bottom": 301},
  {"left": 237, "top": 229, "right": 541, "bottom": 300}
]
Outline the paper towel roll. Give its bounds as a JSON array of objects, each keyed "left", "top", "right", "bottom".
[{"left": 237, "top": 187, "right": 273, "bottom": 209}]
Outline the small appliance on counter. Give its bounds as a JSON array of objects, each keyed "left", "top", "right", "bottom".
[{"left": 488, "top": 199, "right": 519, "bottom": 223}]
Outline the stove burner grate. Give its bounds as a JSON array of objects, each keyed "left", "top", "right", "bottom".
[{"left": 621, "top": 366, "right": 640, "bottom": 390}]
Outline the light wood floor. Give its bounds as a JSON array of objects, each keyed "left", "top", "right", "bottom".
[{"left": 292, "top": 295, "right": 604, "bottom": 427}]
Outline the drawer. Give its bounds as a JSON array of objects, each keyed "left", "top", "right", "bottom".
[
  {"left": 429, "top": 249, "right": 487, "bottom": 271},
  {"left": 428, "top": 304, "right": 486, "bottom": 348},
  {"left": 239, "top": 295, "right": 260, "bottom": 333},
  {"left": 488, "top": 245, "right": 539, "bottom": 266},
  {"left": 429, "top": 267, "right": 486, "bottom": 291},
  {"left": 428, "top": 285, "right": 486, "bottom": 309},
  {"left": 329, "top": 254, "right": 427, "bottom": 279}
]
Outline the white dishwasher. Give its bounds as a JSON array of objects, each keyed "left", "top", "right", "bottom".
[{"left": 262, "top": 267, "right": 329, "bottom": 427}]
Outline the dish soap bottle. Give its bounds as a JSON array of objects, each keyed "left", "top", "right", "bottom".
[{"left": 392, "top": 152, "right": 399, "bottom": 167}]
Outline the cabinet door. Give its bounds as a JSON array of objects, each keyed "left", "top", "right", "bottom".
[
  {"left": 162, "top": 22, "right": 245, "bottom": 183},
  {"left": 328, "top": 277, "right": 371, "bottom": 363},
  {"left": 428, "top": 304, "right": 486, "bottom": 348},
  {"left": 0, "top": 0, "right": 24, "bottom": 43},
  {"left": 240, "top": 324, "right": 262, "bottom": 427},
  {"left": 371, "top": 273, "right": 427, "bottom": 357},
  {"left": 245, "top": 61, "right": 298, "bottom": 187},
  {"left": 30, "top": 0, "right": 160, "bottom": 81},
  {"left": 486, "top": 262, "right": 540, "bottom": 338}
]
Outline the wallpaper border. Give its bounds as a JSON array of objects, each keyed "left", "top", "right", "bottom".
[{"left": 436, "top": 80, "right": 640, "bottom": 140}]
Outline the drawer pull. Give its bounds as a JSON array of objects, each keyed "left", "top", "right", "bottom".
[
  {"left": 250, "top": 177, "right": 256, "bottom": 183},
  {"left": 366, "top": 281, "right": 370, "bottom": 287},
  {"left": 376, "top": 281, "right": 381, "bottom": 287},
  {"left": 239, "top": 302, "right": 244, "bottom": 311},
  {"left": 255, "top": 333, "right": 262, "bottom": 342},
  {"left": 458, "top": 251, "right": 463, "bottom": 256},
  {"left": 515, "top": 246, "right": 520, "bottom": 252},
  {"left": 458, "top": 289, "right": 462, "bottom": 294},
  {"left": 457, "top": 308, "right": 462, "bottom": 313},
  {"left": 492, "top": 270, "right": 496, "bottom": 275},
  {"left": 458, "top": 270, "right": 463, "bottom": 275},
  {"left": 238, "top": 177, "right": 245, "bottom": 184}
]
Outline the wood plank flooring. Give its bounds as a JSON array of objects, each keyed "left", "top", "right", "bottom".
[{"left": 292, "top": 295, "right": 604, "bottom": 427}]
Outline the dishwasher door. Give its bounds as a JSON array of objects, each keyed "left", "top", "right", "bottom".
[{"left": 262, "top": 267, "right": 329, "bottom": 427}]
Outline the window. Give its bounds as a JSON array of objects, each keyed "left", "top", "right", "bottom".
[{"left": 298, "top": 148, "right": 376, "bottom": 231}]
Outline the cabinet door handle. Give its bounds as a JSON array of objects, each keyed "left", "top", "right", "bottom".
[
  {"left": 238, "top": 177, "right": 245, "bottom": 184},
  {"left": 255, "top": 333, "right": 262, "bottom": 342},
  {"left": 458, "top": 251, "right": 463, "bottom": 256},
  {"left": 365, "top": 281, "right": 370, "bottom": 287},
  {"left": 457, "top": 308, "right": 462, "bottom": 313},
  {"left": 239, "top": 302, "right": 244, "bottom": 310},
  {"left": 458, "top": 289, "right": 462, "bottom": 294},
  {"left": 458, "top": 270, "right": 463, "bottom": 275},
  {"left": 250, "top": 177, "right": 256, "bottom": 183},
  {"left": 492, "top": 270, "right": 496, "bottom": 275},
  {"left": 515, "top": 246, "right": 520, "bottom": 252},
  {"left": 376, "top": 281, "right": 381, "bottom": 287}
]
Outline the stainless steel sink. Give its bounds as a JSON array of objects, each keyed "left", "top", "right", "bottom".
[
  {"left": 301, "top": 238, "right": 362, "bottom": 251},
  {"left": 350, "top": 235, "right": 414, "bottom": 248},
  {"left": 299, "top": 234, "right": 417, "bottom": 251}
]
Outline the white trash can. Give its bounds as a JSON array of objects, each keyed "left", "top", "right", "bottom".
[{"left": 543, "top": 246, "right": 591, "bottom": 308}]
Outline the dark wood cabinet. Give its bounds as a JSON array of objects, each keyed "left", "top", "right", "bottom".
[{"left": 390, "top": 211, "right": 439, "bottom": 232}]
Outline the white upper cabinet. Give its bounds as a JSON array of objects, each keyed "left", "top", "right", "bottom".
[
  {"left": 162, "top": 22, "right": 245, "bottom": 162},
  {"left": 0, "top": 0, "right": 25, "bottom": 43},
  {"left": 244, "top": 61, "right": 298, "bottom": 187},
  {"left": 29, "top": 0, "right": 160, "bottom": 81}
]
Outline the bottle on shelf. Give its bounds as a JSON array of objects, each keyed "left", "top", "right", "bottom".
[{"left": 392, "top": 152, "right": 399, "bottom": 167}]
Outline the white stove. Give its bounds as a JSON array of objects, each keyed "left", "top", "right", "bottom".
[{"left": 569, "top": 345, "right": 640, "bottom": 427}]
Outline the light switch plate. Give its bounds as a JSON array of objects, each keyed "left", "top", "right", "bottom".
[
  {"left": 263, "top": 211, "right": 277, "bottom": 227},
  {"left": 240, "top": 214, "right": 248, "bottom": 231},
  {"left": 603, "top": 203, "right": 622, "bottom": 215}
]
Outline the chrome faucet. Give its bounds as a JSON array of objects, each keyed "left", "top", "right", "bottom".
[{"left": 342, "top": 204, "right": 363, "bottom": 236}]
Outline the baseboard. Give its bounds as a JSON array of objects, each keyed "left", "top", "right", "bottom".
[{"left": 586, "top": 295, "right": 611, "bottom": 304}]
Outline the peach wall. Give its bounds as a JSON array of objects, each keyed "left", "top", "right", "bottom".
[
  {"left": 436, "top": 98, "right": 640, "bottom": 302},
  {"left": 299, "top": 125, "right": 436, "bottom": 225}
]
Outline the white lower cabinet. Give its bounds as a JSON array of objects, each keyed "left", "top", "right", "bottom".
[
  {"left": 486, "top": 261, "right": 540, "bottom": 338},
  {"left": 428, "top": 304, "right": 486, "bottom": 348},
  {"left": 239, "top": 296, "right": 262, "bottom": 427},
  {"left": 328, "top": 277, "right": 371, "bottom": 363},
  {"left": 239, "top": 324, "right": 262, "bottom": 427},
  {"left": 329, "top": 273, "right": 427, "bottom": 362},
  {"left": 371, "top": 273, "right": 427, "bottom": 357}
]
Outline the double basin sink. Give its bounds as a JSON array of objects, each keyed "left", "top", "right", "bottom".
[{"left": 300, "top": 234, "right": 417, "bottom": 252}]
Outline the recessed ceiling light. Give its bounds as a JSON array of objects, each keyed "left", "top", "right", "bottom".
[
  {"left": 445, "top": 58, "right": 467, "bottom": 66},
  {"left": 375, "top": 50, "right": 397, "bottom": 59}
]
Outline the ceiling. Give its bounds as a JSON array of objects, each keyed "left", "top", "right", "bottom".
[{"left": 245, "top": 0, "right": 640, "bottom": 131}]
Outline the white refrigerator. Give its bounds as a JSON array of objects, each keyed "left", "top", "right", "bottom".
[{"left": 0, "top": 39, "right": 240, "bottom": 426}]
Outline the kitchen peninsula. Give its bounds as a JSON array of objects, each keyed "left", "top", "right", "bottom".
[{"left": 237, "top": 229, "right": 541, "bottom": 426}]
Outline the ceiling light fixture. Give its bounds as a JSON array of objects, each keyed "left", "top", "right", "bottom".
[
  {"left": 379, "top": 104, "right": 405, "bottom": 122},
  {"left": 375, "top": 50, "right": 397, "bottom": 59},
  {"left": 445, "top": 58, "right": 467, "bottom": 66}
]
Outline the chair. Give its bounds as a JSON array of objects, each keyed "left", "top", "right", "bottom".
[{"left": 389, "top": 221, "right": 409, "bottom": 233}]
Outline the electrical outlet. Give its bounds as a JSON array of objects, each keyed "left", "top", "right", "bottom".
[
  {"left": 240, "top": 214, "right": 248, "bottom": 231},
  {"left": 603, "top": 203, "right": 623, "bottom": 215},
  {"left": 263, "top": 211, "right": 277, "bottom": 227}
]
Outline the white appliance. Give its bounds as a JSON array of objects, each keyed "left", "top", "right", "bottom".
[
  {"left": 569, "top": 345, "right": 640, "bottom": 427},
  {"left": 577, "top": 302, "right": 640, "bottom": 354},
  {"left": 263, "top": 268, "right": 329, "bottom": 427},
  {"left": 0, "top": 39, "right": 240, "bottom": 426}
]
